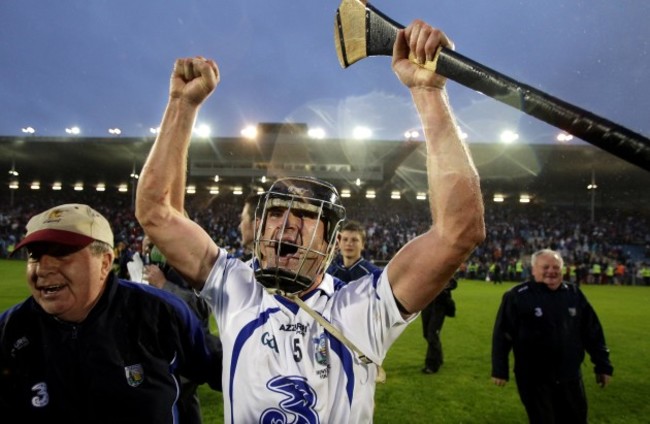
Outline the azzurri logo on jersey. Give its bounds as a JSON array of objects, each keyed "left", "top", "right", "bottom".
[
  {"left": 12, "top": 336, "right": 29, "bottom": 353},
  {"left": 260, "top": 375, "right": 319, "bottom": 424},
  {"left": 279, "top": 323, "right": 310, "bottom": 336}
]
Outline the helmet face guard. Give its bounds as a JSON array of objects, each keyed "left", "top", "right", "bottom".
[{"left": 253, "top": 177, "right": 346, "bottom": 294}]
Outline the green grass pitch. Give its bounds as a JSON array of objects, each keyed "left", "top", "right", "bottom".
[{"left": 1, "top": 259, "right": 648, "bottom": 423}]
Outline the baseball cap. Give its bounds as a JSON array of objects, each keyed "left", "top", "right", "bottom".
[{"left": 14, "top": 203, "right": 114, "bottom": 252}]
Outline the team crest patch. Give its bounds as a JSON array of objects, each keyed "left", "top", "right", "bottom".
[
  {"left": 314, "top": 332, "right": 329, "bottom": 366},
  {"left": 124, "top": 364, "right": 145, "bottom": 387}
]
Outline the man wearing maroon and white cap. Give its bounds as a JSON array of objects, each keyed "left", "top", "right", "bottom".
[
  {"left": 1, "top": 203, "right": 222, "bottom": 422},
  {"left": 15, "top": 203, "right": 114, "bottom": 251},
  {"left": 12, "top": 203, "right": 115, "bottom": 322}
]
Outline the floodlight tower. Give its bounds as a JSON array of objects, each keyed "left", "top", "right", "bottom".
[
  {"left": 587, "top": 168, "right": 597, "bottom": 223},
  {"left": 130, "top": 160, "right": 139, "bottom": 211}
]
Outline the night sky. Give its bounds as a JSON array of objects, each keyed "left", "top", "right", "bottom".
[{"left": 2, "top": 0, "right": 649, "bottom": 144}]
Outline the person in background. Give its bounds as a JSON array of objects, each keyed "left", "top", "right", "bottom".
[
  {"left": 492, "top": 249, "right": 613, "bottom": 424},
  {"left": 238, "top": 193, "right": 261, "bottom": 263},
  {"left": 143, "top": 234, "right": 222, "bottom": 424},
  {"left": 0, "top": 203, "right": 221, "bottom": 422},
  {"left": 327, "top": 220, "right": 382, "bottom": 283},
  {"left": 113, "top": 239, "right": 132, "bottom": 279},
  {"left": 136, "top": 20, "right": 485, "bottom": 422},
  {"left": 420, "top": 278, "right": 457, "bottom": 374}
]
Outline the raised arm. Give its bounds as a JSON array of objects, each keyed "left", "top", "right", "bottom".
[
  {"left": 136, "top": 57, "right": 221, "bottom": 289},
  {"left": 388, "top": 21, "right": 486, "bottom": 313}
]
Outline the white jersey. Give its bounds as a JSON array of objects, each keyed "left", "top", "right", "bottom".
[{"left": 201, "top": 248, "right": 415, "bottom": 423}]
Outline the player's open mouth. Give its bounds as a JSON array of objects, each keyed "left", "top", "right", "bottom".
[{"left": 277, "top": 242, "right": 299, "bottom": 257}]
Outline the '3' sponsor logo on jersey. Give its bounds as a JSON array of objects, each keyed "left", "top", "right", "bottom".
[
  {"left": 262, "top": 332, "right": 279, "bottom": 353},
  {"left": 31, "top": 382, "right": 49, "bottom": 408},
  {"left": 260, "top": 375, "right": 319, "bottom": 424}
]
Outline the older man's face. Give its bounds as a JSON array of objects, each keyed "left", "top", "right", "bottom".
[
  {"left": 26, "top": 243, "right": 113, "bottom": 322},
  {"left": 531, "top": 253, "right": 563, "bottom": 290}
]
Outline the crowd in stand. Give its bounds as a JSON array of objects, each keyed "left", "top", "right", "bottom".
[{"left": 2, "top": 191, "right": 650, "bottom": 285}]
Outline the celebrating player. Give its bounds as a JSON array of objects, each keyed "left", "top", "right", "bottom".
[{"left": 136, "top": 20, "right": 485, "bottom": 422}]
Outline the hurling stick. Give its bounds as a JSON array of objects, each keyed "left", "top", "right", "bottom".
[{"left": 334, "top": 0, "right": 650, "bottom": 172}]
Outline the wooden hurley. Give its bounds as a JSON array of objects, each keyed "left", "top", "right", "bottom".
[{"left": 334, "top": 0, "right": 650, "bottom": 171}]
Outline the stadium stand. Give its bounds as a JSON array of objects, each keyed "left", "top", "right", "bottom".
[{"left": 2, "top": 135, "right": 649, "bottom": 284}]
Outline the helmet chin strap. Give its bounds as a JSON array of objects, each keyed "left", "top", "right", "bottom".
[
  {"left": 266, "top": 287, "right": 387, "bottom": 384},
  {"left": 255, "top": 267, "right": 313, "bottom": 294}
]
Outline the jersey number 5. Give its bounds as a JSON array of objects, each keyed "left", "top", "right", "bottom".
[{"left": 293, "top": 338, "right": 303, "bottom": 362}]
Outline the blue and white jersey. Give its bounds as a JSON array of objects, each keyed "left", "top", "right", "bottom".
[{"left": 202, "top": 247, "right": 415, "bottom": 423}]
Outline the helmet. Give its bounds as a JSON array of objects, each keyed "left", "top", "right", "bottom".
[{"left": 253, "top": 176, "right": 346, "bottom": 294}]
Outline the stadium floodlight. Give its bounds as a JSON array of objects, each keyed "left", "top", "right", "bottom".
[
  {"left": 9, "top": 181, "right": 19, "bottom": 190},
  {"left": 233, "top": 186, "right": 243, "bottom": 195},
  {"left": 500, "top": 130, "right": 519, "bottom": 144},
  {"left": 519, "top": 194, "right": 531, "bottom": 203},
  {"left": 352, "top": 126, "right": 372, "bottom": 140},
  {"left": 96, "top": 183, "right": 106, "bottom": 192},
  {"left": 186, "top": 185, "right": 196, "bottom": 194},
  {"left": 21, "top": 127, "right": 36, "bottom": 134},
  {"left": 260, "top": 176, "right": 267, "bottom": 183},
  {"left": 209, "top": 186, "right": 219, "bottom": 195},
  {"left": 8, "top": 169, "right": 19, "bottom": 177},
  {"left": 365, "top": 189, "right": 376, "bottom": 199},
  {"left": 355, "top": 178, "right": 361, "bottom": 186},
  {"left": 108, "top": 128, "right": 122, "bottom": 136},
  {"left": 241, "top": 125, "right": 257, "bottom": 140},
  {"left": 194, "top": 124, "right": 211, "bottom": 138},
  {"left": 52, "top": 182, "right": 62, "bottom": 191},
  {"left": 404, "top": 130, "right": 420, "bottom": 140},
  {"left": 493, "top": 194, "right": 505, "bottom": 203},
  {"left": 256, "top": 187, "right": 265, "bottom": 195},
  {"left": 341, "top": 189, "right": 351, "bottom": 198},
  {"left": 65, "top": 127, "right": 81, "bottom": 135},
  {"left": 391, "top": 190, "right": 401, "bottom": 200},
  {"left": 73, "top": 183, "right": 84, "bottom": 191},
  {"left": 214, "top": 175, "right": 220, "bottom": 182},
  {"left": 118, "top": 184, "right": 128, "bottom": 193},
  {"left": 416, "top": 192, "right": 427, "bottom": 201},
  {"left": 30, "top": 182, "right": 40, "bottom": 190},
  {"left": 308, "top": 127, "right": 326, "bottom": 140},
  {"left": 556, "top": 132, "right": 574, "bottom": 143}
]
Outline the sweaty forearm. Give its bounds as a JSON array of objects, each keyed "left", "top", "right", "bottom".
[
  {"left": 387, "top": 88, "right": 485, "bottom": 312},
  {"left": 413, "top": 87, "right": 485, "bottom": 252},
  {"left": 137, "top": 98, "right": 200, "bottom": 221}
]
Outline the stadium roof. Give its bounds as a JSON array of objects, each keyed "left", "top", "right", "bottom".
[{"left": 1, "top": 134, "right": 648, "bottom": 209}]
